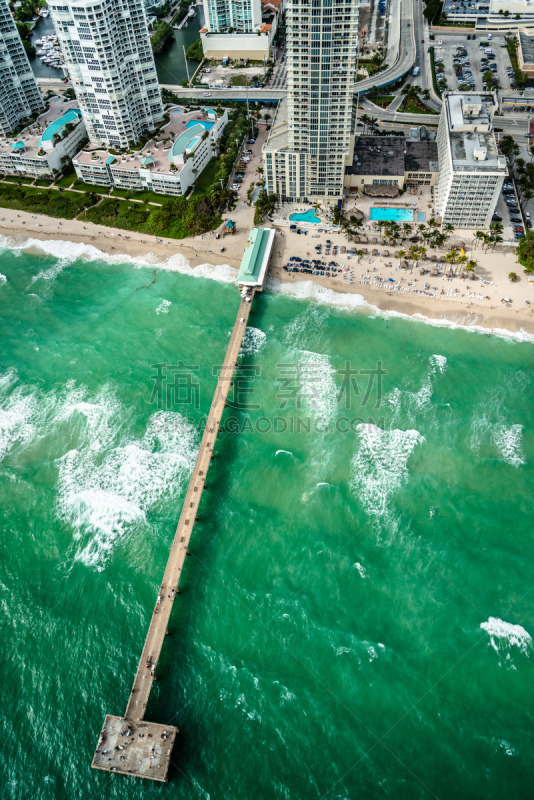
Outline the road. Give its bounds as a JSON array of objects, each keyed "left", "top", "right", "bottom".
[{"left": 353, "top": 0, "right": 416, "bottom": 94}]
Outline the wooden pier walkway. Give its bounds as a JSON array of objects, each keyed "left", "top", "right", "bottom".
[{"left": 92, "top": 289, "right": 256, "bottom": 782}]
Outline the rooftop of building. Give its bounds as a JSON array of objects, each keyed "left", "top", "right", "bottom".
[
  {"left": 75, "top": 107, "right": 219, "bottom": 176},
  {"left": 0, "top": 97, "right": 81, "bottom": 160},
  {"left": 519, "top": 28, "right": 534, "bottom": 62},
  {"left": 346, "top": 135, "right": 439, "bottom": 177},
  {"left": 449, "top": 128, "right": 506, "bottom": 171},
  {"left": 442, "top": 92, "right": 506, "bottom": 172},
  {"left": 237, "top": 227, "right": 275, "bottom": 288}
]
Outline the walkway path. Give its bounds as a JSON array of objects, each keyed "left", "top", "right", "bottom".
[{"left": 124, "top": 290, "right": 255, "bottom": 721}]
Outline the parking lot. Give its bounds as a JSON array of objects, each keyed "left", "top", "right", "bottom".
[{"left": 433, "top": 33, "right": 515, "bottom": 93}]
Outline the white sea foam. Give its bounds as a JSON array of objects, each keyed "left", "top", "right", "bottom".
[
  {"left": 56, "top": 398, "right": 198, "bottom": 570},
  {"left": 493, "top": 424, "right": 525, "bottom": 467},
  {"left": 275, "top": 449, "right": 293, "bottom": 457},
  {"left": 480, "top": 617, "right": 532, "bottom": 668},
  {"left": 296, "top": 349, "right": 337, "bottom": 421},
  {"left": 386, "top": 354, "right": 448, "bottom": 418},
  {"left": 240, "top": 326, "right": 266, "bottom": 355},
  {"left": 354, "top": 562, "right": 367, "bottom": 579},
  {"left": 351, "top": 424, "right": 424, "bottom": 516},
  {"left": 0, "top": 272, "right": 6, "bottom": 285},
  {"left": 493, "top": 739, "right": 517, "bottom": 757},
  {"left": 0, "top": 234, "right": 239, "bottom": 284},
  {"left": 156, "top": 299, "right": 171, "bottom": 315},
  {"left": 0, "top": 369, "right": 39, "bottom": 463},
  {"left": 266, "top": 276, "right": 534, "bottom": 342}
]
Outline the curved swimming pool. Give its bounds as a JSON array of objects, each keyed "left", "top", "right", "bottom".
[{"left": 289, "top": 209, "right": 321, "bottom": 224}]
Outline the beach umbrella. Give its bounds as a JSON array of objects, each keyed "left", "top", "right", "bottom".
[
  {"left": 431, "top": 268, "right": 439, "bottom": 276},
  {"left": 340, "top": 246, "right": 346, "bottom": 253},
  {"left": 372, "top": 248, "right": 378, "bottom": 256},
  {"left": 383, "top": 250, "right": 389, "bottom": 257},
  {"left": 400, "top": 260, "right": 409, "bottom": 270}
]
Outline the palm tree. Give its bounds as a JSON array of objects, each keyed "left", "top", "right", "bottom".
[
  {"left": 408, "top": 244, "right": 420, "bottom": 271},
  {"left": 402, "top": 222, "right": 412, "bottom": 239},
  {"left": 472, "top": 230, "right": 485, "bottom": 250},
  {"left": 457, "top": 254, "right": 468, "bottom": 273},
  {"left": 443, "top": 222, "right": 455, "bottom": 236},
  {"left": 427, "top": 217, "right": 438, "bottom": 229},
  {"left": 466, "top": 259, "right": 477, "bottom": 273},
  {"left": 361, "top": 114, "right": 371, "bottom": 134},
  {"left": 446, "top": 250, "right": 458, "bottom": 272},
  {"left": 418, "top": 245, "right": 427, "bottom": 260},
  {"left": 398, "top": 248, "right": 407, "bottom": 261}
]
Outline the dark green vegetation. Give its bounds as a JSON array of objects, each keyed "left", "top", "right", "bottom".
[
  {"left": 516, "top": 231, "right": 534, "bottom": 272},
  {"left": 0, "top": 183, "right": 95, "bottom": 218},
  {"left": 150, "top": 21, "right": 174, "bottom": 54},
  {"left": 16, "top": 22, "right": 35, "bottom": 57},
  {"left": 423, "top": 0, "right": 443, "bottom": 23},
  {"left": 186, "top": 38, "right": 203, "bottom": 61},
  {"left": 254, "top": 191, "right": 277, "bottom": 225},
  {"left": 367, "top": 95, "right": 394, "bottom": 108},
  {"left": 507, "top": 37, "right": 526, "bottom": 88},
  {"left": 81, "top": 195, "right": 220, "bottom": 238}
]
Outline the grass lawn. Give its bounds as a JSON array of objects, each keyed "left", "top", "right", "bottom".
[
  {"left": 110, "top": 187, "right": 163, "bottom": 204},
  {"left": 190, "top": 157, "right": 218, "bottom": 199},
  {"left": 2, "top": 175, "right": 25, "bottom": 183},
  {"left": 368, "top": 95, "right": 395, "bottom": 107},
  {"left": 71, "top": 180, "right": 111, "bottom": 194},
  {"left": 35, "top": 179, "right": 54, "bottom": 187},
  {"left": 56, "top": 172, "right": 77, "bottom": 188},
  {"left": 402, "top": 99, "right": 438, "bottom": 115}
]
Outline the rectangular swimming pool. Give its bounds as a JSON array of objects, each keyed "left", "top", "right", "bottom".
[{"left": 370, "top": 207, "right": 414, "bottom": 223}]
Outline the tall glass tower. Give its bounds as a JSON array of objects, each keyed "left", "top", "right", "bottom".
[
  {"left": 0, "top": 0, "right": 43, "bottom": 136},
  {"left": 263, "top": 0, "right": 358, "bottom": 201},
  {"left": 49, "top": 0, "right": 164, "bottom": 149}
]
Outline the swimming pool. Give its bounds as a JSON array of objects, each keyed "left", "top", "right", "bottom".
[
  {"left": 370, "top": 207, "right": 414, "bottom": 222},
  {"left": 172, "top": 109, "right": 181, "bottom": 115},
  {"left": 289, "top": 209, "right": 321, "bottom": 224}
]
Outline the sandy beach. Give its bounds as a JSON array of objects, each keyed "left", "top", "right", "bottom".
[{"left": 1, "top": 207, "right": 534, "bottom": 336}]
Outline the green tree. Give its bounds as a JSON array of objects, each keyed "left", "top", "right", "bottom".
[{"left": 517, "top": 230, "right": 534, "bottom": 271}]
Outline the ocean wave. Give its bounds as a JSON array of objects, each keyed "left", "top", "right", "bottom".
[
  {"left": 266, "top": 277, "right": 534, "bottom": 342},
  {"left": 0, "top": 234, "right": 238, "bottom": 284},
  {"left": 493, "top": 424, "right": 525, "bottom": 467},
  {"left": 0, "top": 380, "right": 38, "bottom": 463},
  {"left": 240, "top": 326, "right": 266, "bottom": 355},
  {"left": 0, "top": 272, "right": 6, "bottom": 285},
  {"left": 386, "top": 354, "right": 448, "bottom": 417},
  {"left": 350, "top": 423, "right": 424, "bottom": 516},
  {"left": 55, "top": 391, "right": 198, "bottom": 570},
  {"left": 156, "top": 299, "right": 171, "bottom": 315},
  {"left": 296, "top": 349, "right": 337, "bottom": 422},
  {"left": 480, "top": 617, "right": 532, "bottom": 668}
]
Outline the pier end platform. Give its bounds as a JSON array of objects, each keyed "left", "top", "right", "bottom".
[{"left": 92, "top": 715, "right": 178, "bottom": 782}]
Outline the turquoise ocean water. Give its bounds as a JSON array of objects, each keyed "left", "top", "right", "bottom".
[{"left": 1, "top": 241, "right": 534, "bottom": 799}]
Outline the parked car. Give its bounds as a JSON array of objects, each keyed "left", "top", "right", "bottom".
[
  {"left": 492, "top": 214, "right": 502, "bottom": 221},
  {"left": 203, "top": 92, "right": 212, "bottom": 97},
  {"left": 526, "top": 220, "right": 532, "bottom": 228},
  {"left": 510, "top": 217, "right": 522, "bottom": 223},
  {"left": 248, "top": 138, "right": 255, "bottom": 144}
]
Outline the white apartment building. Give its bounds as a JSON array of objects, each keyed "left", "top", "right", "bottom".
[
  {"left": 200, "top": 0, "right": 279, "bottom": 59},
  {"left": 73, "top": 106, "right": 228, "bottom": 195},
  {"left": 202, "top": 0, "right": 263, "bottom": 32},
  {"left": 0, "top": 0, "right": 44, "bottom": 136},
  {"left": 48, "top": 0, "right": 164, "bottom": 149},
  {"left": 263, "top": 0, "right": 359, "bottom": 201},
  {"left": 0, "top": 100, "right": 88, "bottom": 178},
  {"left": 435, "top": 92, "right": 507, "bottom": 229}
]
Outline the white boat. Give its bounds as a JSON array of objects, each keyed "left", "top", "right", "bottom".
[
  {"left": 40, "top": 9, "right": 49, "bottom": 16},
  {"left": 35, "top": 38, "right": 43, "bottom": 44}
]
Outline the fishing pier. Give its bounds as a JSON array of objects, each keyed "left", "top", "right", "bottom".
[{"left": 92, "top": 227, "right": 274, "bottom": 782}]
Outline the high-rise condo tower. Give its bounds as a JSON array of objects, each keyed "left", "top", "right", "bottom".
[
  {"left": 263, "top": 0, "right": 359, "bottom": 201},
  {"left": 0, "top": 0, "right": 44, "bottom": 135},
  {"left": 49, "top": 0, "right": 164, "bottom": 148}
]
